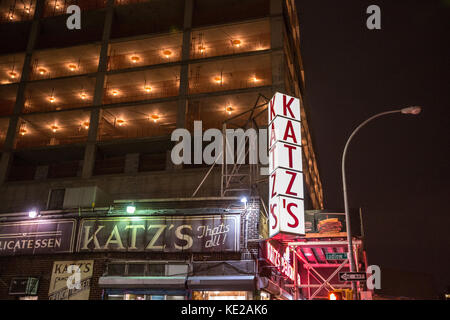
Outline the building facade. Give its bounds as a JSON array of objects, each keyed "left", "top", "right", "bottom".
[{"left": 0, "top": 0, "right": 327, "bottom": 300}]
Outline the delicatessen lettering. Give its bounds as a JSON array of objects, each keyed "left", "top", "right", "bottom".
[{"left": 0, "top": 219, "right": 75, "bottom": 256}]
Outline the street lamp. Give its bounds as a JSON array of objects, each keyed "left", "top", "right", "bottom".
[{"left": 341, "top": 106, "right": 421, "bottom": 299}]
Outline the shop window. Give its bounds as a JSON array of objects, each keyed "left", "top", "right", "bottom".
[
  {"left": 166, "top": 295, "right": 185, "bottom": 300},
  {"left": 18, "top": 296, "right": 38, "bottom": 300},
  {"left": 105, "top": 293, "right": 185, "bottom": 300},
  {"left": 192, "top": 291, "right": 249, "bottom": 300},
  {"left": 105, "top": 262, "right": 187, "bottom": 277},
  {"left": 167, "top": 264, "right": 188, "bottom": 277},
  {"left": 128, "top": 264, "right": 146, "bottom": 276},
  {"left": 107, "top": 263, "right": 126, "bottom": 276},
  {"left": 147, "top": 264, "right": 165, "bottom": 276}
]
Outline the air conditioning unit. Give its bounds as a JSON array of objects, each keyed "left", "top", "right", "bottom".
[{"left": 47, "top": 186, "right": 111, "bottom": 210}]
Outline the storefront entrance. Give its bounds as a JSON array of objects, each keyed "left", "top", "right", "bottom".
[
  {"left": 192, "top": 291, "right": 250, "bottom": 300},
  {"left": 104, "top": 290, "right": 186, "bottom": 300}
]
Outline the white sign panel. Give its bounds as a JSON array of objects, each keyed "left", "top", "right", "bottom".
[
  {"left": 270, "top": 169, "right": 304, "bottom": 200},
  {"left": 268, "top": 116, "right": 302, "bottom": 149},
  {"left": 269, "top": 141, "right": 303, "bottom": 173},
  {"left": 268, "top": 92, "right": 305, "bottom": 238},
  {"left": 268, "top": 92, "right": 301, "bottom": 123},
  {"left": 269, "top": 196, "right": 305, "bottom": 236}
]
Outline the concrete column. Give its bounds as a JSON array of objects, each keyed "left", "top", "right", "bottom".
[
  {"left": 0, "top": 0, "right": 45, "bottom": 184},
  {"left": 270, "top": 0, "right": 286, "bottom": 94},
  {"left": 176, "top": 0, "right": 194, "bottom": 129},
  {"left": 81, "top": 0, "right": 115, "bottom": 179}
]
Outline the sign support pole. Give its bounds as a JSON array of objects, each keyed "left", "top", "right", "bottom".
[{"left": 293, "top": 247, "right": 298, "bottom": 300}]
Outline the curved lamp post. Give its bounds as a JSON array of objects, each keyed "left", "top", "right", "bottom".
[{"left": 342, "top": 106, "right": 422, "bottom": 299}]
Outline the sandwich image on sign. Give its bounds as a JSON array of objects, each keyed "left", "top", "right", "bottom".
[{"left": 317, "top": 218, "right": 343, "bottom": 234}]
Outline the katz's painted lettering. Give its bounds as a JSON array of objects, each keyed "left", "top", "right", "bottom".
[{"left": 77, "top": 215, "right": 240, "bottom": 253}]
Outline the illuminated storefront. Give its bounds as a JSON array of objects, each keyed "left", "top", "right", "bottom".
[{"left": 0, "top": 198, "right": 263, "bottom": 300}]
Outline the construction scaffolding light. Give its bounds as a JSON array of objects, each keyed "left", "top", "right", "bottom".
[{"left": 28, "top": 209, "right": 39, "bottom": 219}]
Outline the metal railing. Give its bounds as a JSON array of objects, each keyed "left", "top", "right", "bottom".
[
  {"left": 190, "top": 33, "right": 270, "bottom": 60},
  {"left": 43, "top": 0, "right": 107, "bottom": 18},
  {"left": 29, "top": 58, "right": 99, "bottom": 80},
  {"left": 23, "top": 93, "right": 92, "bottom": 113},
  {"left": 108, "top": 46, "right": 182, "bottom": 71},
  {"left": 98, "top": 116, "right": 175, "bottom": 141},
  {"left": 103, "top": 79, "right": 179, "bottom": 105},
  {"left": 0, "top": 0, "right": 36, "bottom": 24},
  {"left": 188, "top": 70, "right": 271, "bottom": 95}
]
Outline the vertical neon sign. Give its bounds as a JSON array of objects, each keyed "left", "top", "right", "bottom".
[{"left": 268, "top": 92, "right": 305, "bottom": 238}]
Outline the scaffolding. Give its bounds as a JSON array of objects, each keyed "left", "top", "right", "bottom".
[
  {"left": 287, "top": 239, "right": 365, "bottom": 300},
  {"left": 191, "top": 92, "right": 269, "bottom": 206}
]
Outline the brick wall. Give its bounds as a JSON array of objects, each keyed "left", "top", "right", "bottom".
[
  {"left": 0, "top": 253, "right": 106, "bottom": 300},
  {"left": 0, "top": 250, "right": 249, "bottom": 300}
]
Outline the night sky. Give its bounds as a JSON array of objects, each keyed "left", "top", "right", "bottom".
[{"left": 296, "top": 0, "right": 450, "bottom": 297}]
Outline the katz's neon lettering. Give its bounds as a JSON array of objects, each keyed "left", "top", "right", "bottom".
[
  {"left": 283, "top": 95, "right": 295, "bottom": 118},
  {"left": 269, "top": 122, "right": 277, "bottom": 147},
  {"left": 284, "top": 143, "right": 297, "bottom": 168},
  {"left": 287, "top": 201, "right": 299, "bottom": 228},
  {"left": 283, "top": 120, "right": 298, "bottom": 144},
  {"left": 266, "top": 242, "right": 300, "bottom": 285},
  {"left": 271, "top": 171, "right": 277, "bottom": 198},
  {"left": 270, "top": 203, "right": 278, "bottom": 229},
  {"left": 269, "top": 95, "right": 276, "bottom": 122},
  {"left": 285, "top": 170, "right": 298, "bottom": 196}
]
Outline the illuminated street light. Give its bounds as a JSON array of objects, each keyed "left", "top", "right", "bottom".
[
  {"left": 341, "top": 106, "right": 422, "bottom": 300},
  {"left": 401, "top": 106, "right": 422, "bottom": 115},
  {"left": 126, "top": 205, "right": 136, "bottom": 214}
]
